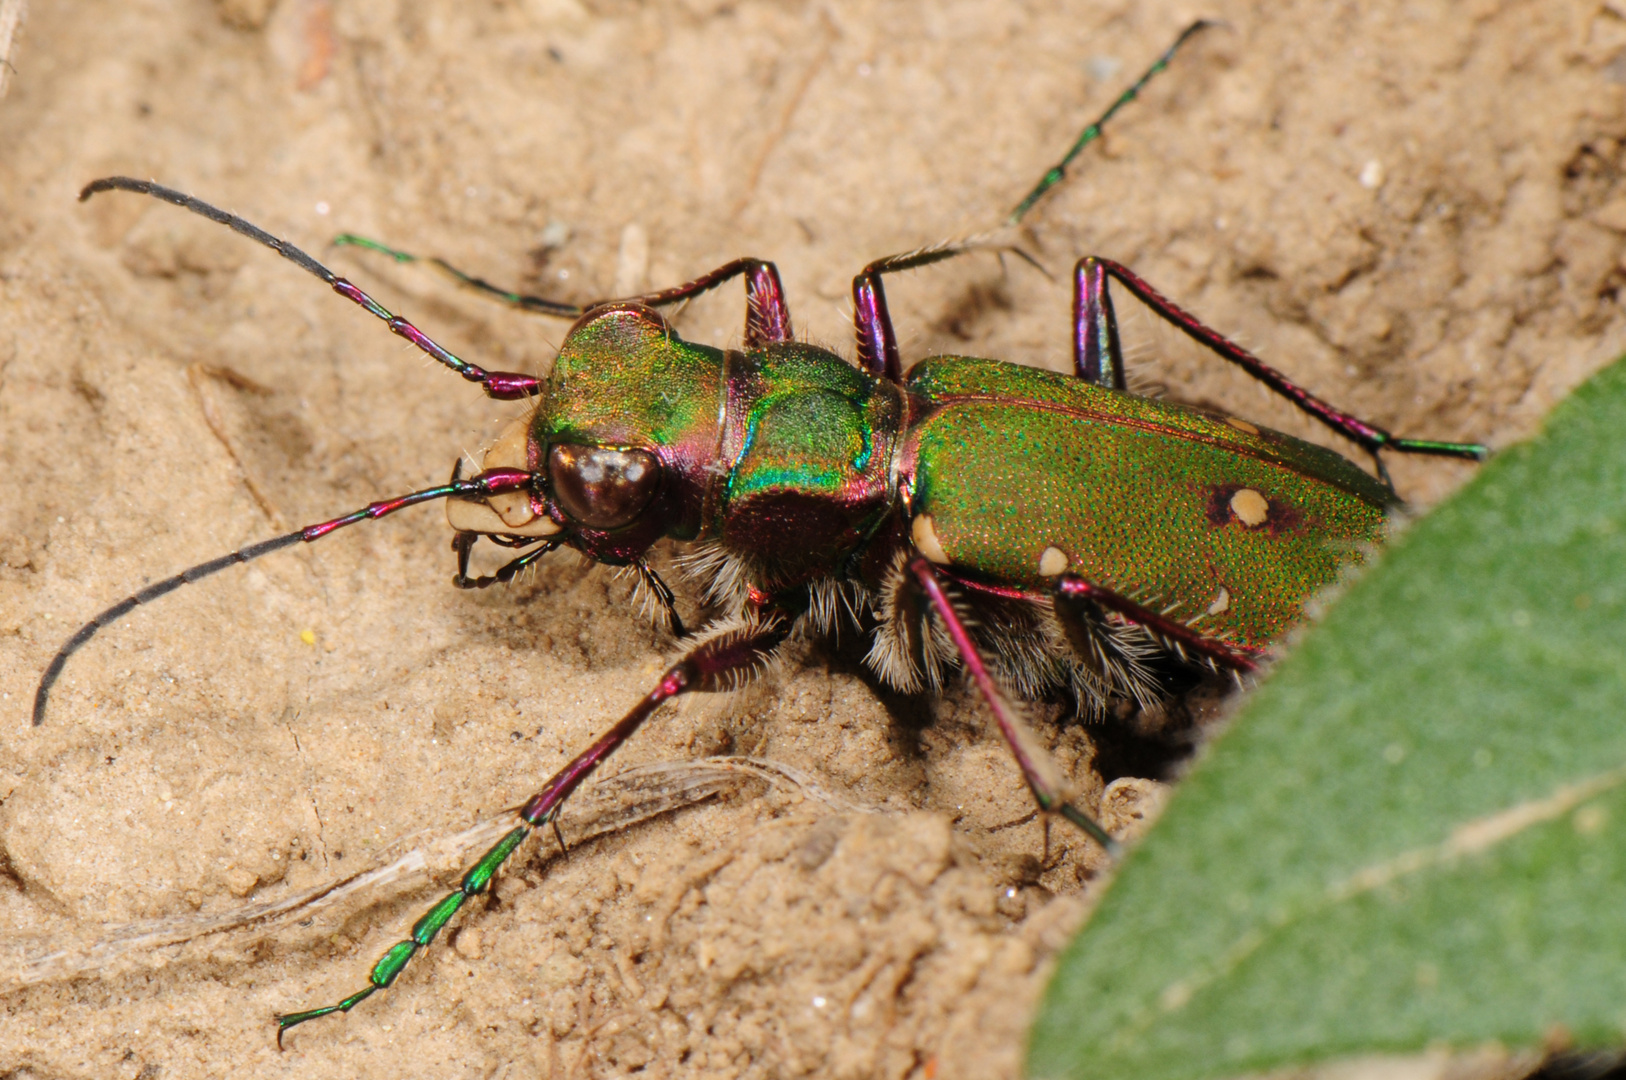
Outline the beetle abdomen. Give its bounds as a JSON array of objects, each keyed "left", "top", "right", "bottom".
[{"left": 904, "top": 358, "right": 1392, "bottom": 650}]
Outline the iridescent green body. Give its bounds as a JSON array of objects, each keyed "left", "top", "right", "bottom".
[
  {"left": 538, "top": 308, "right": 902, "bottom": 585},
  {"left": 904, "top": 358, "right": 1394, "bottom": 650},
  {"left": 530, "top": 305, "right": 1392, "bottom": 693}
]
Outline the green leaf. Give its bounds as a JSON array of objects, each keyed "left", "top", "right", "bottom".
[{"left": 1029, "top": 356, "right": 1626, "bottom": 1080}]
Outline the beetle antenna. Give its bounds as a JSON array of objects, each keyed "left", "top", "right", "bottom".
[
  {"left": 32, "top": 469, "right": 534, "bottom": 727},
  {"left": 76, "top": 179, "right": 543, "bottom": 401},
  {"left": 1007, "top": 19, "right": 1219, "bottom": 225}
]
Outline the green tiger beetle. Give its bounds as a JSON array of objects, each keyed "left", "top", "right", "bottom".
[{"left": 32, "top": 22, "right": 1484, "bottom": 1043}]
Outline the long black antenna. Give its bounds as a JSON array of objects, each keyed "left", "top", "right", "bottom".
[
  {"left": 77, "top": 179, "right": 543, "bottom": 401},
  {"left": 32, "top": 469, "right": 533, "bottom": 726}
]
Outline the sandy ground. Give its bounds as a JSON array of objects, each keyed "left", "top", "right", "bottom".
[{"left": 2, "top": 1, "right": 1625, "bottom": 1077}]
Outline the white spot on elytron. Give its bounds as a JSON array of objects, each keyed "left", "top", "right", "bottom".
[
  {"left": 1225, "top": 416, "right": 1259, "bottom": 436},
  {"left": 1037, "top": 546, "right": 1068, "bottom": 576},
  {"left": 912, "top": 514, "right": 949, "bottom": 564},
  {"left": 1230, "top": 488, "right": 1269, "bottom": 527},
  {"left": 1206, "top": 587, "right": 1230, "bottom": 616}
]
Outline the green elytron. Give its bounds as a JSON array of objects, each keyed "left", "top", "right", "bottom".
[{"left": 31, "top": 23, "right": 1484, "bottom": 1043}]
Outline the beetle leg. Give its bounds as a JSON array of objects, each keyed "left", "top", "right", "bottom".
[
  {"left": 1006, "top": 20, "right": 1217, "bottom": 225},
  {"left": 850, "top": 239, "right": 1048, "bottom": 383},
  {"left": 633, "top": 559, "right": 688, "bottom": 637},
  {"left": 624, "top": 259, "right": 794, "bottom": 348},
  {"left": 333, "top": 235, "right": 798, "bottom": 349},
  {"left": 1072, "top": 257, "right": 1128, "bottom": 390},
  {"left": 1072, "top": 256, "right": 1488, "bottom": 465},
  {"left": 850, "top": 20, "right": 1218, "bottom": 382},
  {"left": 274, "top": 612, "right": 791, "bottom": 1045},
  {"left": 906, "top": 556, "right": 1118, "bottom": 854},
  {"left": 850, "top": 241, "right": 974, "bottom": 383},
  {"left": 1050, "top": 573, "right": 1259, "bottom": 675},
  {"left": 330, "top": 233, "right": 584, "bottom": 316}
]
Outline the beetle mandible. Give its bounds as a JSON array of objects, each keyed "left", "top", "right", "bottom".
[{"left": 31, "top": 23, "right": 1485, "bottom": 1042}]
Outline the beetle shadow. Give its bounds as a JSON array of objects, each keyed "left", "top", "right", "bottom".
[
  {"left": 800, "top": 632, "right": 937, "bottom": 760},
  {"left": 1091, "top": 673, "right": 1234, "bottom": 784},
  {"left": 927, "top": 275, "right": 1015, "bottom": 349},
  {"left": 802, "top": 631, "right": 1233, "bottom": 790}
]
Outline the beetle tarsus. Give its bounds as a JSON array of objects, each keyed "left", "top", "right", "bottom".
[
  {"left": 907, "top": 557, "right": 1118, "bottom": 852},
  {"left": 1065, "top": 255, "right": 1489, "bottom": 473},
  {"left": 1006, "top": 18, "right": 1220, "bottom": 225},
  {"left": 271, "top": 613, "right": 791, "bottom": 1036}
]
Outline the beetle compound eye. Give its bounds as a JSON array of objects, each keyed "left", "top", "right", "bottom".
[{"left": 547, "top": 444, "right": 661, "bottom": 529}]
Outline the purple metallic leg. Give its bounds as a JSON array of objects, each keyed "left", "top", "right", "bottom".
[
  {"left": 1075, "top": 257, "right": 1488, "bottom": 465},
  {"left": 273, "top": 613, "right": 790, "bottom": 1042},
  {"left": 907, "top": 557, "right": 1118, "bottom": 853},
  {"left": 1073, "top": 257, "right": 1127, "bottom": 390},
  {"left": 851, "top": 242, "right": 981, "bottom": 383},
  {"left": 516, "top": 615, "right": 786, "bottom": 823},
  {"left": 1050, "top": 573, "right": 1260, "bottom": 675},
  {"left": 624, "top": 258, "right": 795, "bottom": 348}
]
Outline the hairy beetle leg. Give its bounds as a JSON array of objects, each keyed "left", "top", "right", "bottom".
[
  {"left": 906, "top": 557, "right": 1119, "bottom": 855},
  {"left": 632, "top": 560, "right": 688, "bottom": 638},
  {"left": 1050, "top": 574, "right": 1261, "bottom": 676},
  {"left": 852, "top": 242, "right": 994, "bottom": 383},
  {"left": 624, "top": 258, "right": 795, "bottom": 349},
  {"left": 1073, "top": 255, "right": 1128, "bottom": 390},
  {"left": 275, "top": 613, "right": 790, "bottom": 1046}
]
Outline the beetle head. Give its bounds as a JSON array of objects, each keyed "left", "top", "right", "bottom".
[{"left": 447, "top": 302, "right": 722, "bottom": 565}]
